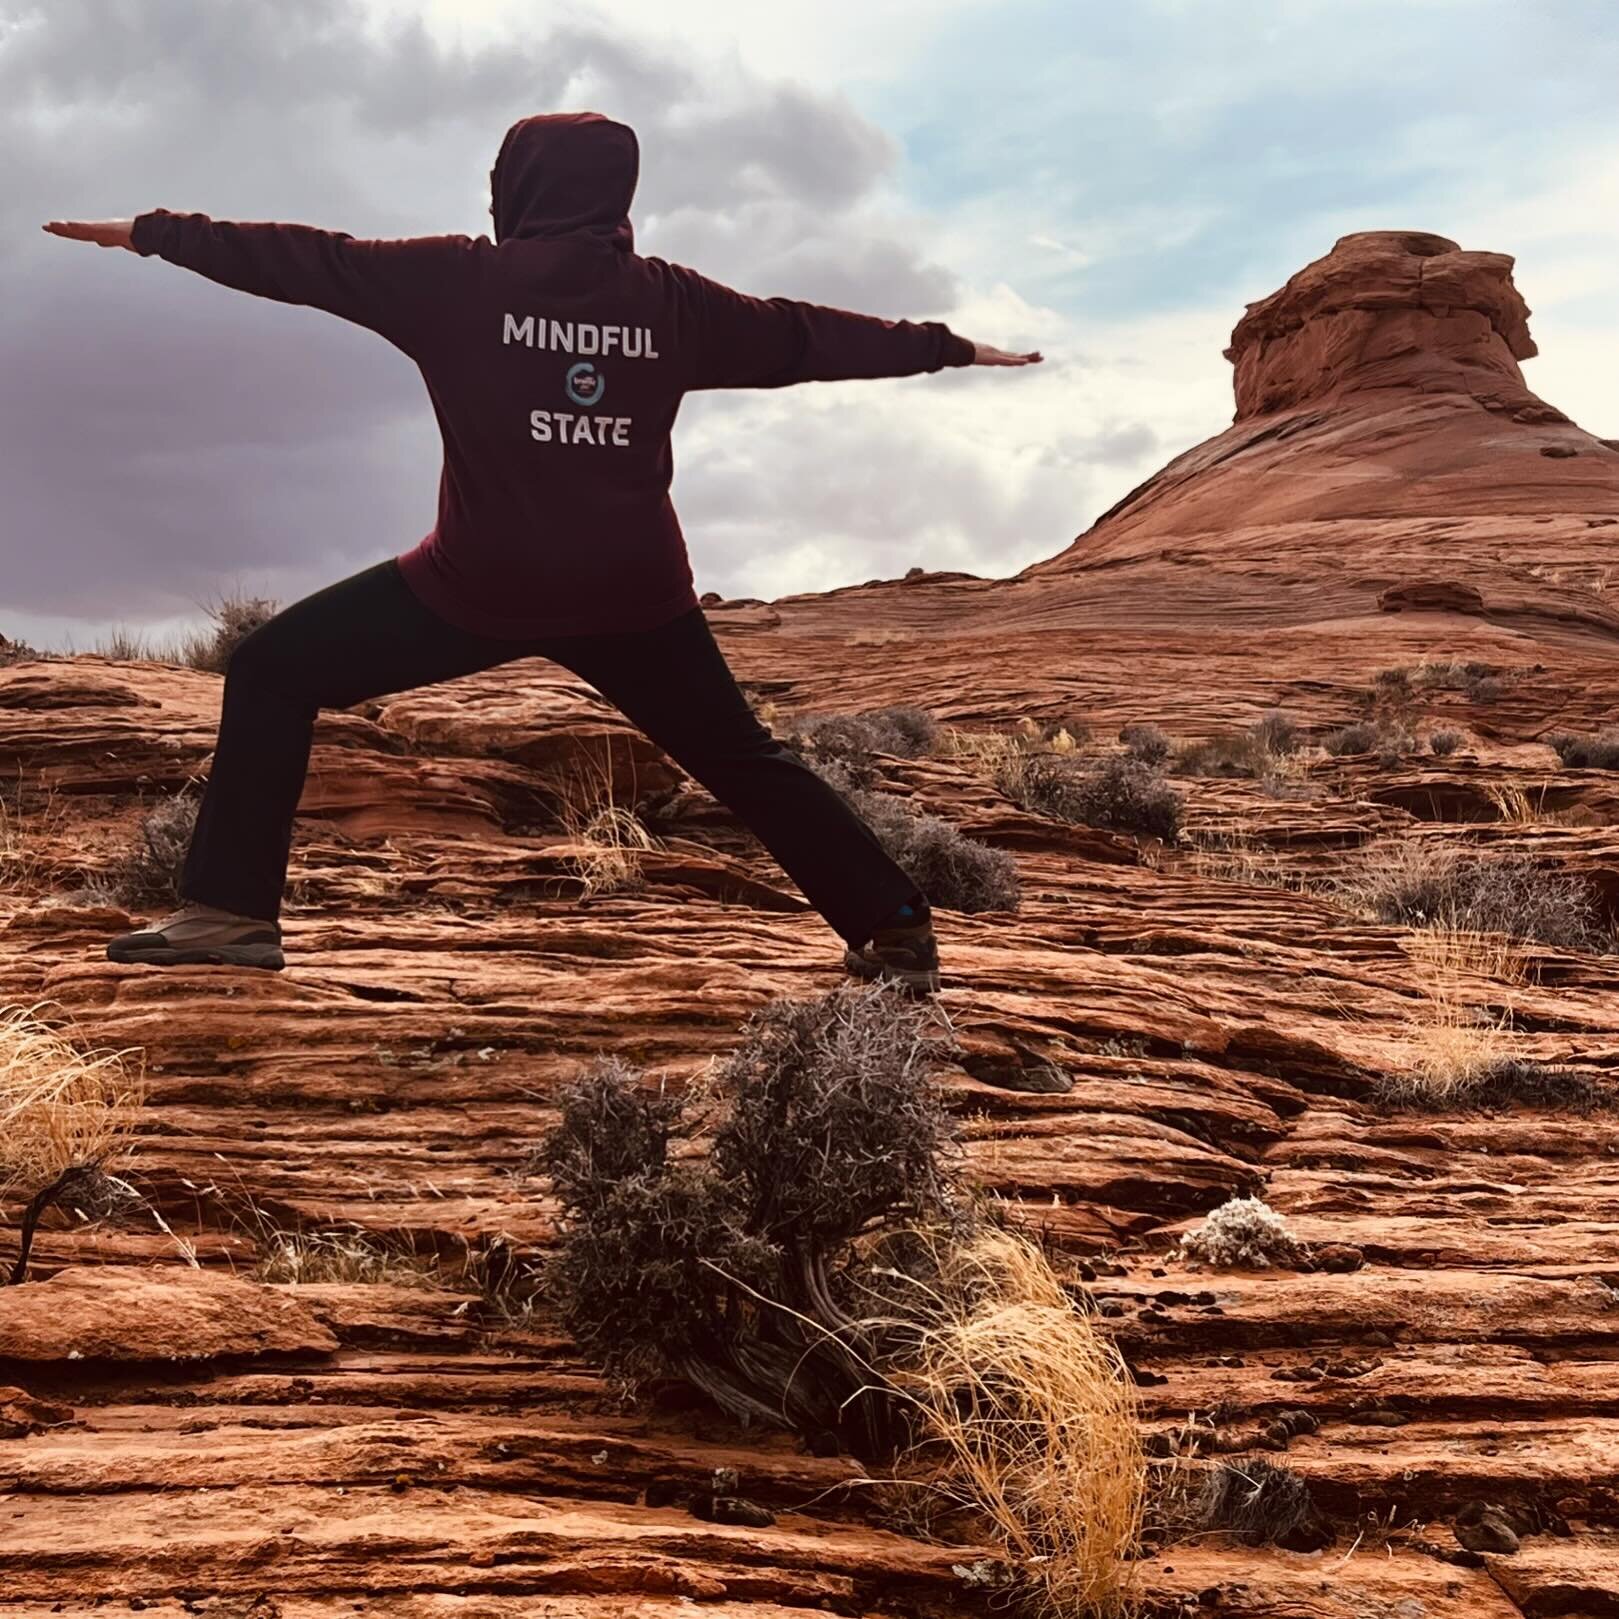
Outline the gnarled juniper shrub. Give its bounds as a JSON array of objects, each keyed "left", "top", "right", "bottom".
[{"left": 536, "top": 986, "right": 959, "bottom": 1461}]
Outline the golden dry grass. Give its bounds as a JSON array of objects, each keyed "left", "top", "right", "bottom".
[
  {"left": 893, "top": 1229, "right": 1145, "bottom": 1618},
  {"left": 1378, "top": 930, "right": 1526, "bottom": 1106},
  {"left": 0, "top": 1003, "right": 145, "bottom": 1199},
  {"left": 551, "top": 746, "right": 660, "bottom": 898},
  {"left": 253, "top": 1227, "right": 442, "bottom": 1288}
]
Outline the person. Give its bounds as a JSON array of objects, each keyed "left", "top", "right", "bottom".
[{"left": 45, "top": 111, "right": 1042, "bottom": 993}]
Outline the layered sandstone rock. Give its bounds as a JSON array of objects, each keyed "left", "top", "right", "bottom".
[{"left": 2, "top": 232, "right": 1617, "bottom": 1615}]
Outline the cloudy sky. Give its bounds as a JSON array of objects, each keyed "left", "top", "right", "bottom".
[{"left": 4, "top": 0, "right": 1616, "bottom": 650}]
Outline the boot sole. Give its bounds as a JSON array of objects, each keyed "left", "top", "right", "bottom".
[
  {"left": 843, "top": 948, "right": 940, "bottom": 995},
  {"left": 106, "top": 941, "right": 285, "bottom": 971}
]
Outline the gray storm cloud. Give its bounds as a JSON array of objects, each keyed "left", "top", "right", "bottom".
[{"left": 0, "top": 0, "right": 966, "bottom": 632}]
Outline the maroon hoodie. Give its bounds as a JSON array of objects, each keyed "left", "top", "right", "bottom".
[{"left": 130, "top": 111, "right": 977, "bottom": 639}]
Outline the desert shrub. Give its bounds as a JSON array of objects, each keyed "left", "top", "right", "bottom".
[
  {"left": 1172, "top": 733, "right": 1271, "bottom": 778},
  {"left": 1198, "top": 1459, "right": 1331, "bottom": 1551},
  {"left": 1178, "top": 1196, "right": 1310, "bottom": 1270},
  {"left": 1009, "top": 754, "right": 1182, "bottom": 843},
  {"left": 538, "top": 993, "right": 1143, "bottom": 1613},
  {"left": 785, "top": 705, "right": 939, "bottom": 768},
  {"left": 106, "top": 794, "right": 198, "bottom": 907},
  {"left": 255, "top": 1228, "right": 442, "bottom": 1287},
  {"left": 1251, "top": 708, "right": 1302, "bottom": 755},
  {"left": 1429, "top": 728, "right": 1466, "bottom": 757},
  {"left": 0, "top": 1004, "right": 144, "bottom": 1200},
  {"left": 1119, "top": 722, "right": 1171, "bottom": 767},
  {"left": 1323, "top": 720, "right": 1415, "bottom": 764},
  {"left": 1379, "top": 1056, "right": 1611, "bottom": 1114},
  {"left": 1373, "top": 666, "right": 1414, "bottom": 702},
  {"left": 0, "top": 635, "right": 44, "bottom": 667},
  {"left": 1342, "top": 841, "right": 1603, "bottom": 950},
  {"left": 838, "top": 783, "right": 1020, "bottom": 913},
  {"left": 182, "top": 594, "right": 279, "bottom": 674},
  {"left": 539, "top": 989, "right": 952, "bottom": 1443},
  {"left": 1548, "top": 730, "right": 1619, "bottom": 769}
]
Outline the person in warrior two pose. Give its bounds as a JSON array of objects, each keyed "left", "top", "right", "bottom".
[{"left": 45, "top": 111, "right": 1042, "bottom": 993}]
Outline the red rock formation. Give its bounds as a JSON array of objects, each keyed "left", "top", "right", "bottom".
[{"left": 3, "top": 231, "right": 1618, "bottom": 1615}]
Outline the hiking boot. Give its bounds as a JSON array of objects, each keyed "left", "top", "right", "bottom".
[
  {"left": 843, "top": 899, "right": 940, "bottom": 994},
  {"left": 107, "top": 903, "right": 285, "bottom": 970}
]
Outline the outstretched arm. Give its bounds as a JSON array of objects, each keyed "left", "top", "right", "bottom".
[
  {"left": 663, "top": 260, "right": 1041, "bottom": 391},
  {"left": 43, "top": 212, "right": 463, "bottom": 348}
]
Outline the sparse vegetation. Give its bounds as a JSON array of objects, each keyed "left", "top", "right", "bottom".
[
  {"left": 1198, "top": 1458, "right": 1331, "bottom": 1551},
  {"left": 536, "top": 986, "right": 1143, "bottom": 1614},
  {"left": 106, "top": 794, "right": 199, "bottom": 907},
  {"left": 1006, "top": 753, "right": 1182, "bottom": 843},
  {"left": 1172, "top": 733, "right": 1270, "bottom": 779},
  {"left": 1119, "top": 723, "right": 1170, "bottom": 767},
  {"left": 1379, "top": 1055, "right": 1609, "bottom": 1113},
  {"left": 1429, "top": 727, "right": 1466, "bottom": 757},
  {"left": 0, "top": 635, "right": 44, "bottom": 667},
  {"left": 1178, "top": 1196, "right": 1311, "bottom": 1270},
  {"left": 549, "top": 747, "right": 659, "bottom": 898},
  {"left": 1323, "top": 719, "right": 1416, "bottom": 764},
  {"left": 832, "top": 777, "right": 1020, "bottom": 912},
  {"left": 1548, "top": 729, "right": 1619, "bottom": 769},
  {"left": 1340, "top": 840, "right": 1604, "bottom": 951},
  {"left": 1251, "top": 708, "right": 1302, "bottom": 756},
  {"left": 0, "top": 1004, "right": 144, "bottom": 1202},
  {"left": 784, "top": 706, "right": 940, "bottom": 778},
  {"left": 181, "top": 594, "right": 279, "bottom": 674},
  {"left": 894, "top": 1231, "right": 1145, "bottom": 1618}
]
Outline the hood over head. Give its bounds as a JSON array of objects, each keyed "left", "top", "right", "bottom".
[{"left": 490, "top": 111, "right": 638, "bottom": 251}]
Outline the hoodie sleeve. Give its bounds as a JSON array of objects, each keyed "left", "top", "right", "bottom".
[
  {"left": 660, "top": 262, "right": 976, "bottom": 391},
  {"left": 130, "top": 210, "right": 468, "bottom": 349}
]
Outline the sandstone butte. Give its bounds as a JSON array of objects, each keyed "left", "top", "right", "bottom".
[{"left": 2, "top": 228, "right": 1617, "bottom": 1617}]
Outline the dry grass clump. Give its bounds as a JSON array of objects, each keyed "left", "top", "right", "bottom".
[
  {"left": 181, "top": 594, "right": 280, "bottom": 674},
  {"left": 1198, "top": 1458, "right": 1331, "bottom": 1551},
  {"left": 1178, "top": 1196, "right": 1310, "bottom": 1270},
  {"left": 550, "top": 748, "right": 659, "bottom": 898},
  {"left": 254, "top": 1227, "right": 443, "bottom": 1287},
  {"left": 1339, "top": 840, "right": 1604, "bottom": 951},
  {"left": 831, "top": 778, "right": 1020, "bottom": 913},
  {"left": 0, "top": 1004, "right": 144, "bottom": 1200},
  {"left": 1007, "top": 753, "right": 1182, "bottom": 843},
  {"left": 1377, "top": 931, "right": 1612, "bottom": 1112},
  {"left": 892, "top": 1230, "right": 1144, "bottom": 1619},
  {"left": 1548, "top": 730, "right": 1619, "bottom": 769},
  {"left": 105, "top": 794, "right": 198, "bottom": 907},
  {"left": 1250, "top": 708, "right": 1303, "bottom": 756}
]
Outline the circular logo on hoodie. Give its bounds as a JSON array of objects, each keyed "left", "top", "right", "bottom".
[{"left": 565, "top": 361, "right": 605, "bottom": 407}]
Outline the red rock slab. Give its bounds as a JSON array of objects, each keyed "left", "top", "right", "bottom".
[
  {"left": 0, "top": 1268, "right": 338, "bottom": 1362},
  {"left": 1132, "top": 1540, "right": 1524, "bottom": 1618},
  {"left": 0, "top": 1603, "right": 854, "bottom": 1619},
  {"left": 1101, "top": 1266, "right": 1619, "bottom": 1354},
  {"left": 1486, "top": 1539, "right": 1619, "bottom": 1617},
  {"left": 0, "top": 1484, "right": 982, "bottom": 1608}
]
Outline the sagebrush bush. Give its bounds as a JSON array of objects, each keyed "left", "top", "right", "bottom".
[
  {"left": 1548, "top": 730, "right": 1619, "bottom": 769},
  {"left": 1178, "top": 1196, "right": 1310, "bottom": 1269},
  {"left": 1011, "top": 754, "right": 1182, "bottom": 843},
  {"left": 1119, "top": 723, "right": 1171, "bottom": 767},
  {"left": 108, "top": 795, "right": 198, "bottom": 907},
  {"left": 182, "top": 595, "right": 279, "bottom": 674},
  {"left": 1198, "top": 1459, "right": 1331, "bottom": 1551},
  {"left": 1251, "top": 708, "right": 1301, "bottom": 755},
  {"left": 537, "top": 986, "right": 953, "bottom": 1448},
  {"left": 1428, "top": 728, "right": 1466, "bottom": 757},
  {"left": 1172, "top": 734, "right": 1271, "bottom": 779},
  {"left": 785, "top": 705, "right": 939, "bottom": 768},
  {"left": 1342, "top": 841, "right": 1603, "bottom": 950},
  {"left": 1324, "top": 720, "right": 1415, "bottom": 764},
  {"left": 838, "top": 782, "right": 1020, "bottom": 913}
]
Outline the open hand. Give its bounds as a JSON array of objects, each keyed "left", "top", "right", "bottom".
[
  {"left": 42, "top": 219, "right": 137, "bottom": 250},
  {"left": 970, "top": 341, "right": 1043, "bottom": 366}
]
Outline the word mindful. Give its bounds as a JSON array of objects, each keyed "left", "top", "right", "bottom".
[{"left": 503, "top": 313, "right": 660, "bottom": 358}]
